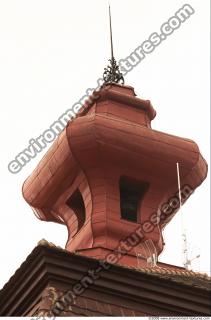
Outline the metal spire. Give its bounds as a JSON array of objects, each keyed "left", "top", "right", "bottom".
[
  {"left": 109, "top": 5, "right": 114, "bottom": 60},
  {"left": 103, "top": 5, "right": 124, "bottom": 85}
]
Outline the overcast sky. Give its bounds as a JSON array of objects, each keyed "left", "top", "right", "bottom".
[{"left": 0, "top": 0, "right": 210, "bottom": 288}]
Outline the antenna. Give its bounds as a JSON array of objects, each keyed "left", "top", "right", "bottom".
[
  {"left": 184, "top": 242, "right": 201, "bottom": 270},
  {"left": 176, "top": 162, "right": 182, "bottom": 208},
  {"left": 146, "top": 239, "right": 157, "bottom": 267},
  {"left": 103, "top": 5, "right": 124, "bottom": 84},
  {"left": 176, "top": 162, "right": 188, "bottom": 268},
  {"left": 156, "top": 207, "right": 163, "bottom": 263},
  {"left": 145, "top": 241, "right": 154, "bottom": 266},
  {"left": 135, "top": 244, "right": 149, "bottom": 268},
  {"left": 135, "top": 240, "right": 157, "bottom": 268},
  {"left": 135, "top": 242, "right": 149, "bottom": 267},
  {"left": 176, "top": 163, "right": 201, "bottom": 270}
]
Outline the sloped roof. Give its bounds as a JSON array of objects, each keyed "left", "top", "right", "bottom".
[
  {"left": 0, "top": 239, "right": 210, "bottom": 316},
  {"left": 2, "top": 239, "right": 209, "bottom": 293},
  {"left": 38, "top": 239, "right": 211, "bottom": 289}
]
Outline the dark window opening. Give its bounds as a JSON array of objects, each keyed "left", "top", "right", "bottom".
[
  {"left": 66, "top": 189, "right": 85, "bottom": 231},
  {"left": 119, "top": 177, "right": 149, "bottom": 222}
]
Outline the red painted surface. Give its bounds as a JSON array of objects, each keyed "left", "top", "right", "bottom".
[{"left": 22, "top": 83, "right": 207, "bottom": 267}]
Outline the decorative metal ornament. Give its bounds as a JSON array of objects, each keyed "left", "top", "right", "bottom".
[{"left": 103, "top": 57, "right": 124, "bottom": 84}]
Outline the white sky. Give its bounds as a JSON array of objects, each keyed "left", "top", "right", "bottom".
[{"left": 0, "top": 0, "right": 210, "bottom": 288}]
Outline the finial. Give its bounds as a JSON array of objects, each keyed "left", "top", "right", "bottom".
[{"left": 103, "top": 5, "right": 124, "bottom": 85}]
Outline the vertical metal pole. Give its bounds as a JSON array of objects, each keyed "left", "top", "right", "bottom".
[
  {"left": 176, "top": 162, "right": 188, "bottom": 268},
  {"left": 109, "top": 5, "right": 114, "bottom": 60},
  {"left": 176, "top": 162, "right": 182, "bottom": 208}
]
